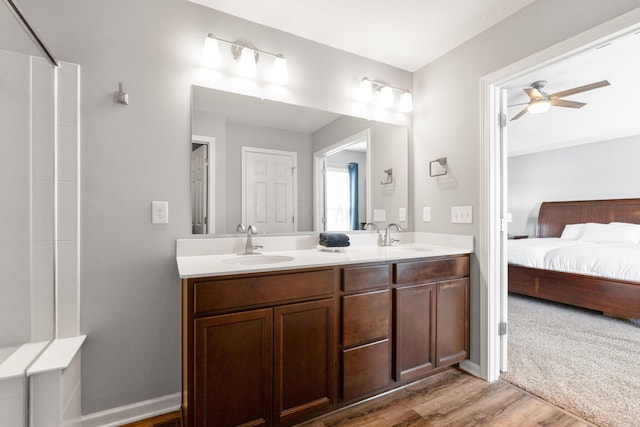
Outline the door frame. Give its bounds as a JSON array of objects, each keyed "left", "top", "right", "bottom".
[
  {"left": 241, "top": 146, "right": 298, "bottom": 232},
  {"left": 191, "top": 135, "right": 215, "bottom": 234},
  {"left": 313, "top": 129, "right": 371, "bottom": 231},
  {"left": 478, "top": 9, "right": 640, "bottom": 382}
]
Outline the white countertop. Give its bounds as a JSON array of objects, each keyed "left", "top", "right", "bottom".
[{"left": 176, "top": 232, "right": 473, "bottom": 278}]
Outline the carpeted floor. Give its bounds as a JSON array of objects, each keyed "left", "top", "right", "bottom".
[{"left": 501, "top": 295, "right": 640, "bottom": 427}]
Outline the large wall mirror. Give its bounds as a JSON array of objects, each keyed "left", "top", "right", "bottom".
[{"left": 191, "top": 85, "right": 409, "bottom": 235}]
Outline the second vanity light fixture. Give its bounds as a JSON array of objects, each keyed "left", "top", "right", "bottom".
[
  {"left": 202, "top": 33, "right": 288, "bottom": 84},
  {"left": 358, "top": 77, "right": 413, "bottom": 113}
]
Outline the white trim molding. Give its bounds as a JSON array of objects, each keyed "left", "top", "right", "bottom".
[{"left": 81, "top": 392, "right": 181, "bottom": 427}]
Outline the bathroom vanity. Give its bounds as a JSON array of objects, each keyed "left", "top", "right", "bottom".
[{"left": 178, "top": 236, "right": 471, "bottom": 427}]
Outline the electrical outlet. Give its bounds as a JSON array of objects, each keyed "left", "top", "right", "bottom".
[
  {"left": 152, "top": 201, "right": 168, "bottom": 224},
  {"left": 422, "top": 207, "right": 431, "bottom": 222},
  {"left": 451, "top": 206, "right": 472, "bottom": 224},
  {"left": 373, "top": 209, "right": 386, "bottom": 222}
]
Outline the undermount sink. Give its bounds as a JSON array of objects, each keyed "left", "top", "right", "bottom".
[{"left": 221, "top": 254, "right": 295, "bottom": 266}]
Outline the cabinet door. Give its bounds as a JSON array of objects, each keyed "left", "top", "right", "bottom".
[
  {"left": 274, "top": 299, "right": 335, "bottom": 425},
  {"left": 194, "top": 309, "right": 272, "bottom": 427},
  {"left": 436, "top": 278, "right": 470, "bottom": 366},
  {"left": 393, "top": 284, "right": 436, "bottom": 382}
]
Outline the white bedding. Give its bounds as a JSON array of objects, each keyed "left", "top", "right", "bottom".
[
  {"left": 507, "top": 238, "right": 582, "bottom": 269},
  {"left": 508, "top": 238, "right": 640, "bottom": 283}
]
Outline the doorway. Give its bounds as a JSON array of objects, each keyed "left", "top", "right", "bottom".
[
  {"left": 191, "top": 135, "right": 215, "bottom": 234},
  {"left": 313, "top": 129, "right": 370, "bottom": 232},
  {"left": 480, "top": 10, "right": 640, "bottom": 382}
]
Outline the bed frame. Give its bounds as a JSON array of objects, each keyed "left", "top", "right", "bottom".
[{"left": 508, "top": 198, "right": 640, "bottom": 318}]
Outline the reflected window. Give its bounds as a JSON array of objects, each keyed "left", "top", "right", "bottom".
[{"left": 325, "top": 166, "right": 350, "bottom": 231}]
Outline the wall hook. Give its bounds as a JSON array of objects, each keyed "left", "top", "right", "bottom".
[
  {"left": 114, "top": 82, "right": 129, "bottom": 105},
  {"left": 380, "top": 168, "right": 393, "bottom": 185}
]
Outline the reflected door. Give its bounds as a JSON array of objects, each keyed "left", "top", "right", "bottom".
[
  {"left": 191, "top": 144, "right": 208, "bottom": 234},
  {"left": 243, "top": 147, "right": 297, "bottom": 233}
]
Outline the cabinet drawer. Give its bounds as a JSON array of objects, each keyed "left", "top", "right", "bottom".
[
  {"left": 193, "top": 269, "right": 335, "bottom": 314},
  {"left": 394, "top": 256, "right": 469, "bottom": 285},
  {"left": 342, "top": 264, "right": 390, "bottom": 292},
  {"left": 342, "top": 290, "right": 390, "bottom": 348},
  {"left": 342, "top": 340, "right": 390, "bottom": 401}
]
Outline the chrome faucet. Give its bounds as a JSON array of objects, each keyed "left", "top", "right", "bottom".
[
  {"left": 363, "top": 222, "right": 379, "bottom": 231},
  {"left": 244, "top": 225, "right": 263, "bottom": 255},
  {"left": 382, "top": 223, "right": 402, "bottom": 246},
  {"left": 236, "top": 223, "right": 246, "bottom": 233}
]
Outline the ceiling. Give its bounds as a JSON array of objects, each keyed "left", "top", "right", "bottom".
[
  {"left": 188, "top": 0, "right": 535, "bottom": 72},
  {"left": 505, "top": 30, "right": 640, "bottom": 156}
]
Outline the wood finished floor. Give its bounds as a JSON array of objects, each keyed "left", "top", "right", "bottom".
[{"left": 125, "top": 369, "right": 593, "bottom": 427}]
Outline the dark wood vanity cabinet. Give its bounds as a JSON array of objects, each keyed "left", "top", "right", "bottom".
[
  {"left": 183, "top": 268, "right": 336, "bottom": 427},
  {"left": 393, "top": 256, "right": 470, "bottom": 382},
  {"left": 182, "top": 254, "right": 470, "bottom": 426},
  {"left": 340, "top": 264, "right": 392, "bottom": 401}
]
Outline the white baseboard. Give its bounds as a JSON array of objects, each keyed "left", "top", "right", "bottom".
[
  {"left": 459, "top": 359, "right": 482, "bottom": 379},
  {"left": 81, "top": 392, "right": 181, "bottom": 427}
]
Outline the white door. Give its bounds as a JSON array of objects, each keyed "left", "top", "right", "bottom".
[
  {"left": 242, "top": 147, "right": 297, "bottom": 233},
  {"left": 191, "top": 144, "right": 208, "bottom": 234}
]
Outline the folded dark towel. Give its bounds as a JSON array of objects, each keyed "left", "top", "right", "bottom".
[{"left": 319, "top": 233, "right": 350, "bottom": 247}]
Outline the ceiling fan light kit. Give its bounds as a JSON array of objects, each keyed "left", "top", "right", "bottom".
[{"left": 510, "top": 79, "right": 610, "bottom": 121}]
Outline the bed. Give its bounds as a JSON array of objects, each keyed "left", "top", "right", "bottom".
[{"left": 508, "top": 198, "right": 640, "bottom": 318}]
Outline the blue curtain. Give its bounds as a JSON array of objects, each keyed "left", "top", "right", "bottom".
[{"left": 348, "top": 163, "right": 359, "bottom": 230}]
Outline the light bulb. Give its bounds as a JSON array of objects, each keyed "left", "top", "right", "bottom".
[
  {"left": 238, "top": 47, "right": 257, "bottom": 78},
  {"left": 378, "top": 85, "right": 394, "bottom": 108},
  {"left": 528, "top": 99, "right": 551, "bottom": 114},
  {"left": 358, "top": 78, "right": 373, "bottom": 102},
  {"left": 272, "top": 55, "right": 288, "bottom": 84},
  {"left": 202, "top": 34, "right": 221, "bottom": 68},
  {"left": 398, "top": 91, "right": 413, "bottom": 113}
]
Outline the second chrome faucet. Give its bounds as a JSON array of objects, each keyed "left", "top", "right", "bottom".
[{"left": 382, "top": 223, "right": 402, "bottom": 246}]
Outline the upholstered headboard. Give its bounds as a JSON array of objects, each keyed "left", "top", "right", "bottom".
[{"left": 537, "top": 198, "right": 640, "bottom": 238}]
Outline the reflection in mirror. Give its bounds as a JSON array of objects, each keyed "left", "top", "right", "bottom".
[
  {"left": 0, "top": 0, "right": 56, "bottom": 422},
  {"left": 191, "top": 86, "right": 409, "bottom": 235}
]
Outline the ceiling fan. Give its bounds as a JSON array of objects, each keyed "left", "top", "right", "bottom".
[{"left": 510, "top": 79, "right": 610, "bottom": 121}]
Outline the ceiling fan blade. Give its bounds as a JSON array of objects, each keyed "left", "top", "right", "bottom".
[
  {"left": 549, "top": 80, "right": 610, "bottom": 99},
  {"left": 524, "top": 87, "right": 543, "bottom": 99},
  {"left": 510, "top": 106, "right": 529, "bottom": 121},
  {"left": 551, "top": 99, "right": 587, "bottom": 109}
]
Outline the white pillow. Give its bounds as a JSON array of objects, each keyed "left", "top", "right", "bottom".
[
  {"left": 609, "top": 222, "right": 640, "bottom": 244},
  {"left": 580, "top": 222, "right": 640, "bottom": 244},
  {"left": 560, "top": 223, "right": 585, "bottom": 240}
]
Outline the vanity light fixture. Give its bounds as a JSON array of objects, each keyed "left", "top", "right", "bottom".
[
  {"left": 202, "top": 33, "right": 288, "bottom": 84},
  {"left": 358, "top": 77, "right": 413, "bottom": 113}
]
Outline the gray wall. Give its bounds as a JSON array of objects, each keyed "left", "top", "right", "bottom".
[
  {"left": 508, "top": 135, "right": 640, "bottom": 236},
  {"left": 412, "top": 0, "right": 640, "bottom": 366},
  {"left": 17, "top": 0, "right": 411, "bottom": 414}
]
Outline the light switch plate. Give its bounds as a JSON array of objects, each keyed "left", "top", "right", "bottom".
[
  {"left": 422, "top": 207, "right": 431, "bottom": 222},
  {"left": 373, "top": 209, "right": 386, "bottom": 222},
  {"left": 451, "top": 206, "right": 472, "bottom": 224},
  {"left": 398, "top": 208, "right": 406, "bottom": 222},
  {"left": 152, "top": 201, "right": 168, "bottom": 224}
]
